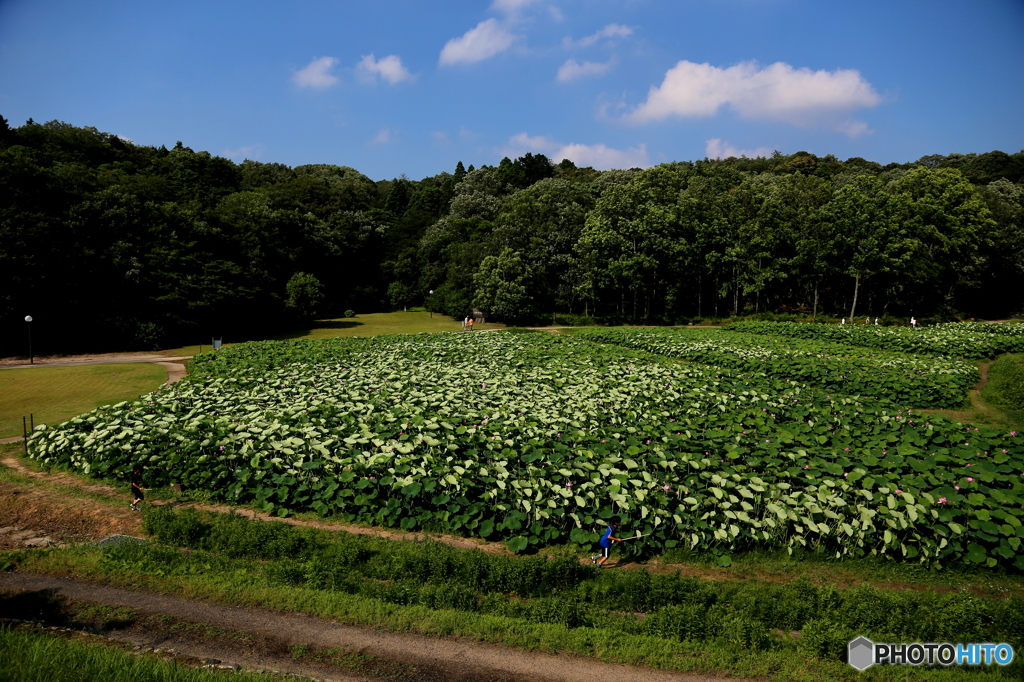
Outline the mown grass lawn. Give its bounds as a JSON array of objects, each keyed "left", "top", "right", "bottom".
[
  {"left": 0, "top": 363, "right": 166, "bottom": 438},
  {"left": 157, "top": 310, "right": 504, "bottom": 357}
]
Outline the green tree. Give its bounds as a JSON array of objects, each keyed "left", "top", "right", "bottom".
[
  {"left": 887, "top": 167, "right": 995, "bottom": 313},
  {"left": 821, "top": 176, "right": 911, "bottom": 320},
  {"left": 285, "top": 272, "right": 324, "bottom": 321},
  {"left": 473, "top": 248, "right": 534, "bottom": 322}
]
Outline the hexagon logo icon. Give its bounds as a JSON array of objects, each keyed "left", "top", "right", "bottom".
[{"left": 848, "top": 636, "right": 875, "bottom": 671}]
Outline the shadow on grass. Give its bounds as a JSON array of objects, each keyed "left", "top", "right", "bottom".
[
  {"left": 0, "top": 588, "right": 67, "bottom": 623},
  {"left": 273, "top": 319, "right": 364, "bottom": 340}
]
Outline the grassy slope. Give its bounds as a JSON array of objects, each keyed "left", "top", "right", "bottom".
[
  {"left": 0, "top": 363, "right": 167, "bottom": 438},
  {"left": 982, "top": 353, "right": 1024, "bottom": 412}
]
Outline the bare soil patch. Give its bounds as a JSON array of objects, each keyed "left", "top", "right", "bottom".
[{"left": 0, "top": 479, "right": 140, "bottom": 549}]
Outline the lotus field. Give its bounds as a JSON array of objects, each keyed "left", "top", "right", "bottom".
[
  {"left": 578, "top": 327, "right": 977, "bottom": 409},
  {"left": 725, "top": 320, "right": 1024, "bottom": 359},
  {"left": 27, "top": 330, "right": 1024, "bottom": 569}
]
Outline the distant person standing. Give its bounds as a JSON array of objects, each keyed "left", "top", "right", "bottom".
[
  {"left": 841, "top": 318, "right": 846, "bottom": 325},
  {"left": 462, "top": 316, "right": 468, "bottom": 330},
  {"left": 130, "top": 464, "right": 146, "bottom": 511},
  {"left": 468, "top": 317, "right": 475, "bottom": 331},
  {"left": 875, "top": 318, "right": 880, "bottom": 325},
  {"left": 910, "top": 317, "right": 917, "bottom": 328}
]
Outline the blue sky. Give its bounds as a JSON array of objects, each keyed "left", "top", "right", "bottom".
[{"left": 1, "top": 0, "right": 1022, "bottom": 180}]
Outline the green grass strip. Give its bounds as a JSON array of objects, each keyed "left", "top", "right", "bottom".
[
  {"left": 8, "top": 545, "right": 1019, "bottom": 682},
  {"left": 0, "top": 624, "right": 276, "bottom": 682}
]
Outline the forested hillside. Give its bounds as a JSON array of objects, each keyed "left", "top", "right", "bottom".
[{"left": 2, "top": 116, "right": 1022, "bottom": 356}]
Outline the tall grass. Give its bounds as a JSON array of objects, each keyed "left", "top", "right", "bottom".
[
  {"left": 982, "top": 354, "right": 1024, "bottom": 412},
  {"left": 0, "top": 625, "right": 275, "bottom": 682},
  {"left": 119, "top": 506, "right": 1024, "bottom": 680}
]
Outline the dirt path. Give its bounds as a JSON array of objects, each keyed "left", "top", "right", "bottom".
[
  {"left": 0, "top": 455, "right": 510, "bottom": 555},
  {"left": 974, "top": 361, "right": 991, "bottom": 392},
  {"left": 0, "top": 573, "right": 738, "bottom": 682},
  {"left": 1, "top": 454, "right": 1001, "bottom": 595},
  {"left": 0, "top": 351, "right": 192, "bottom": 369}
]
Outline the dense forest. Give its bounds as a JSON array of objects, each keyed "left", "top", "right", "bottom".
[{"left": 1, "top": 116, "right": 1022, "bottom": 356}]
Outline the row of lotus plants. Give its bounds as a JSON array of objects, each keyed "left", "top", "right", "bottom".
[
  {"left": 577, "top": 327, "right": 977, "bottom": 409},
  {"left": 27, "top": 331, "right": 1024, "bottom": 569},
  {"left": 724, "top": 321, "right": 1024, "bottom": 359}
]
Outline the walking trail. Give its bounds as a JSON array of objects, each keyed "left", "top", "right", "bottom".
[{"left": 0, "top": 573, "right": 741, "bottom": 682}]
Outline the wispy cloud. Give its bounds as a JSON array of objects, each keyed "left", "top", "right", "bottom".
[
  {"left": 370, "top": 128, "right": 392, "bottom": 145},
  {"left": 490, "top": 0, "right": 542, "bottom": 15},
  {"left": 624, "top": 60, "right": 881, "bottom": 135},
  {"left": 502, "top": 132, "right": 651, "bottom": 170},
  {"left": 705, "top": 139, "right": 773, "bottom": 160},
  {"left": 563, "top": 24, "right": 633, "bottom": 49},
  {"left": 557, "top": 58, "right": 614, "bottom": 82},
  {"left": 439, "top": 18, "right": 517, "bottom": 65},
  {"left": 556, "top": 142, "right": 649, "bottom": 169},
  {"left": 292, "top": 56, "right": 340, "bottom": 89},
  {"left": 222, "top": 144, "right": 266, "bottom": 160},
  {"left": 357, "top": 54, "right": 413, "bottom": 84}
]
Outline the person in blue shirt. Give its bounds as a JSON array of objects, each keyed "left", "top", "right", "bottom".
[{"left": 592, "top": 521, "right": 622, "bottom": 566}]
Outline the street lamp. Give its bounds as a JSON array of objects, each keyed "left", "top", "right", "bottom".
[
  {"left": 428, "top": 290, "right": 434, "bottom": 318},
  {"left": 24, "top": 315, "right": 33, "bottom": 364}
]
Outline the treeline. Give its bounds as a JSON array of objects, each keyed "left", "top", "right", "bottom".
[{"left": 1, "top": 116, "right": 1022, "bottom": 356}]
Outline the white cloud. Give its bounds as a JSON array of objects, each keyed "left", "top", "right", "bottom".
[
  {"left": 222, "top": 144, "right": 266, "bottom": 160},
  {"left": 557, "top": 58, "right": 614, "bottom": 82},
  {"left": 370, "top": 128, "right": 392, "bottom": 145},
  {"left": 705, "top": 139, "right": 773, "bottom": 160},
  {"left": 357, "top": 54, "right": 413, "bottom": 84},
  {"left": 625, "top": 60, "right": 881, "bottom": 135},
  {"left": 563, "top": 24, "right": 633, "bottom": 49},
  {"left": 292, "top": 56, "right": 340, "bottom": 89},
  {"left": 431, "top": 131, "right": 450, "bottom": 144},
  {"left": 502, "top": 132, "right": 650, "bottom": 170},
  {"left": 439, "top": 18, "right": 517, "bottom": 65},
  {"left": 507, "top": 132, "right": 555, "bottom": 152},
  {"left": 490, "top": 0, "right": 541, "bottom": 15},
  {"left": 555, "top": 142, "right": 649, "bottom": 169}
]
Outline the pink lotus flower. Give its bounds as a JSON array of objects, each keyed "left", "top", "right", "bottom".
[
  {"left": 967, "top": 477, "right": 974, "bottom": 482},
  {"left": 895, "top": 489, "right": 902, "bottom": 494},
  {"left": 955, "top": 486, "right": 960, "bottom": 490},
  {"left": 663, "top": 485, "right": 671, "bottom": 491},
  {"left": 938, "top": 497, "right": 947, "bottom": 504}
]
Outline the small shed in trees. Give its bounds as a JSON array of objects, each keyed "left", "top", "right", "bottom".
[{"left": 472, "top": 308, "right": 486, "bottom": 323}]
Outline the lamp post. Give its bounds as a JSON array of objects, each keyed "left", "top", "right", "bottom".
[
  {"left": 428, "top": 290, "right": 434, "bottom": 318},
  {"left": 24, "top": 316, "right": 33, "bottom": 364}
]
